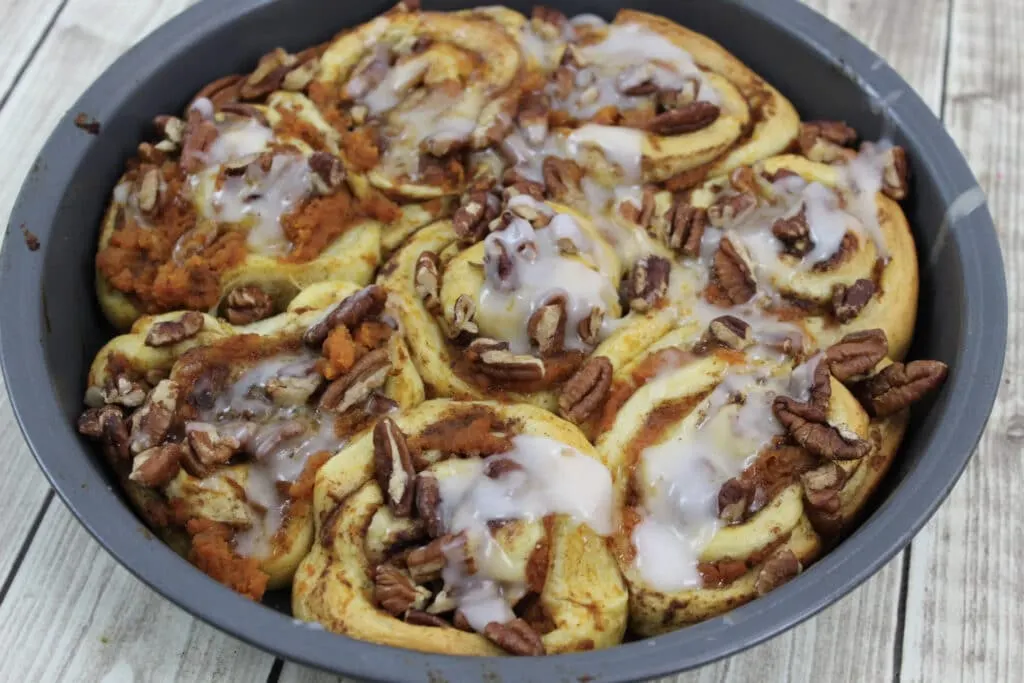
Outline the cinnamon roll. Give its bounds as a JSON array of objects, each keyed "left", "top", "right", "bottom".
[
  {"left": 77, "top": 282, "right": 424, "bottom": 599},
  {"left": 596, "top": 324, "right": 945, "bottom": 635},
  {"left": 292, "top": 400, "right": 627, "bottom": 655},
  {"left": 379, "top": 191, "right": 680, "bottom": 425}
]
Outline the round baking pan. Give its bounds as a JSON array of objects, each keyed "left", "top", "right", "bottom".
[{"left": 0, "top": 0, "right": 1006, "bottom": 680}]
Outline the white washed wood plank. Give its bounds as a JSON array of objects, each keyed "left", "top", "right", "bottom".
[
  {"left": 0, "top": 0, "right": 66, "bottom": 102},
  {"left": 279, "top": 1, "right": 949, "bottom": 681},
  {"left": 0, "top": 501, "right": 275, "bottom": 681},
  {"left": 901, "top": 0, "right": 1022, "bottom": 680}
]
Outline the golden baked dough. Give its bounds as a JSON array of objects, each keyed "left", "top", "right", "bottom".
[
  {"left": 78, "top": 1, "right": 950, "bottom": 657},
  {"left": 293, "top": 399, "right": 627, "bottom": 655},
  {"left": 78, "top": 282, "right": 424, "bottom": 597}
]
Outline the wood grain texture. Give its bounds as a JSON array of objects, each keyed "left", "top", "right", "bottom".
[
  {"left": 900, "top": 0, "right": 1022, "bottom": 681},
  {"left": 0, "top": 502, "right": 276, "bottom": 682},
  {"left": 0, "top": 0, "right": 66, "bottom": 103}
]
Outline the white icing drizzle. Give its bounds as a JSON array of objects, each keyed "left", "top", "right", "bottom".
[
  {"left": 840, "top": 141, "right": 893, "bottom": 259},
  {"left": 631, "top": 355, "right": 820, "bottom": 591},
  {"left": 477, "top": 200, "right": 619, "bottom": 352},
  {"left": 433, "top": 435, "right": 614, "bottom": 631},
  {"left": 191, "top": 351, "right": 346, "bottom": 559}
]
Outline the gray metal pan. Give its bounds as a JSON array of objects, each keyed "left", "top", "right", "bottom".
[{"left": 0, "top": 0, "right": 1007, "bottom": 681}]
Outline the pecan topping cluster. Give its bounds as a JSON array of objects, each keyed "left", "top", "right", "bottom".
[{"left": 364, "top": 411, "right": 549, "bottom": 655}]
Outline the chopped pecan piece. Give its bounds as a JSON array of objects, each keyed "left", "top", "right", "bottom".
[
  {"left": 240, "top": 48, "right": 296, "bottom": 99},
  {"left": 448, "top": 294, "right": 479, "bottom": 339},
  {"left": 145, "top": 311, "right": 205, "bottom": 347},
  {"left": 773, "top": 395, "right": 871, "bottom": 460},
  {"left": 825, "top": 329, "right": 889, "bottom": 381},
  {"left": 541, "top": 157, "right": 583, "bottom": 198},
  {"left": 129, "top": 444, "right": 183, "bottom": 488},
  {"left": 517, "top": 91, "right": 550, "bottom": 146},
  {"left": 624, "top": 255, "right": 670, "bottom": 313},
  {"left": 831, "top": 279, "right": 877, "bottom": 323},
  {"left": 415, "top": 472, "right": 444, "bottom": 538},
  {"left": 414, "top": 251, "right": 442, "bottom": 315},
  {"left": 483, "top": 618, "right": 546, "bottom": 656},
  {"left": 707, "top": 192, "right": 757, "bottom": 228},
  {"left": 663, "top": 201, "right": 707, "bottom": 257},
  {"left": 531, "top": 6, "right": 568, "bottom": 37},
  {"left": 129, "top": 380, "right": 179, "bottom": 454},
  {"left": 772, "top": 206, "right": 812, "bottom": 256},
  {"left": 452, "top": 189, "right": 494, "bottom": 244},
  {"left": 374, "top": 417, "right": 416, "bottom": 517},
  {"left": 78, "top": 405, "right": 130, "bottom": 463},
  {"left": 646, "top": 101, "right": 720, "bottom": 136},
  {"left": 187, "top": 424, "right": 239, "bottom": 467},
  {"left": 754, "top": 548, "right": 802, "bottom": 596},
  {"left": 406, "top": 536, "right": 451, "bottom": 584},
  {"left": 559, "top": 356, "right": 612, "bottom": 424},
  {"left": 466, "top": 339, "right": 545, "bottom": 383},
  {"left": 880, "top": 145, "right": 909, "bottom": 200},
  {"left": 308, "top": 151, "right": 346, "bottom": 195},
  {"left": 577, "top": 307, "right": 604, "bottom": 346},
  {"left": 192, "top": 75, "right": 243, "bottom": 110},
  {"left": 717, "top": 477, "right": 753, "bottom": 525},
  {"left": 484, "top": 239, "right": 517, "bottom": 291},
  {"left": 405, "top": 610, "right": 450, "bottom": 627},
  {"left": 484, "top": 458, "right": 524, "bottom": 479},
  {"left": 224, "top": 285, "right": 274, "bottom": 325},
  {"left": 708, "top": 315, "right": 752, "bottom": 350},
  {"left": 134, "top": 166, "right": 161, "bottom": 216},
  {"left": 92, "top": 374, "right": 148, "bottom": 408},
  {"left": 374, "top": 564, "right": 428, "bottom": 616},
  {"left": 800, "top": 461, "right": 847, "bottom": 514},
  {"left": 181, "top": 109, "right": 219, "bottom": 173},
  {"left": 319, "top": 348, "right": 391, "bottom": 414},
  {"left": 854, "top": 360, "right": 948, "bottom": 417},
  {"left": 527, "top": 295, "right": 567, "bottom": 356},
  {"left": 616, "top": 62, "right": 659, "bottom": 96},
  {"left": 797, "top": 121, "right": 857, "bottom": 163},
  {"left": 712, "top": 238, "right": 756, "bottom": 304},
  {"left": 303, "top": 285, "right": 387, "bottom": 347},
  {"left": 267, "top": 372, "right": 323, "bottom": 405}
]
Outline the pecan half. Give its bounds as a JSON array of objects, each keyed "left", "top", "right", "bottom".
[
  {"left": 466, "top": 339, "right": 545, "bottom": 383},
  {"left": 224, "top": 285, "right": 274, "bottom": 325},
  {"left": 880, "top": 145, "right": 909, "bottom": 200},
  {"left": 541, "top": 157, "right": 583, "bottom": 198},
  {"left": 129, "top": 380, "right": 179, "bottom": 454},
  {"left": 754, "top": 547, "right": 801, "bottom": 596},
  {"left": 406, "top": 536, "right": 450, "bottom": 584},
  {"left": 319, "top": 348, "right": 391, "bottom": 414},
  {"left": 712, "top": 238, "right": 756, "bottom": 304},
  {"left": 414, "top": 251, "right": 442, "bottom": 315},
  {"left": 854, "top": 360, "right": 948, "bottom": 417},
  {"left": 663, "top": 201, "right": 707, "bottom": 257},
  {"left": 303, "top": 285, "right": 387, "bottom": 347},
  {"left": 772, "top": 206, "right": 812, "bottom": 256},
  {"left": 707, "top": 192, "right": 757, "bottom": 228},
  {"left": 415, "top": 472, "right": 444, "bottom": 538},
  {"left": 483, "top": 618, "right": 546, "bottom": 656},
  {"left": 405, "top": 610, "right": 450, "bottom": 627},
  {"left": 624, "top": 255, "right": 670, "bottom": 313},
  {"left": 646, "top": 101, "right": 720, "bottom": 136},
  {"left": 308, "top": 151, "right": 346, "bottom": 195},
  {"left": 708, "top": 315, "right": 752, "bottom": 350},
  {"left": 831, "top": 279, "right": 877, "bottom": 323},
  {"left": 129, "top": 444, "right": 183, "bottom": 487},
  {"left": 484, "top": 239, "right": 517, "bottom": 291},
  {"left": 825, "top": 329, "right": 889, "bottom": 381},
  {"left": 559, "top": 356, "right": 612, "bottom": 424},
  {"left": 373, "top": 417, "right": 416, "bottom": 517},
  {"left": 527, "top": 295, "right": 567, "bottom": 356},
  {"left": 187, "top": 424, "right": 239, "bottom": 467},
  {"left": 717, "top": 477, "right": 753, "bottom": 525},
  {"left": 145, "top": 311, "right": 205, "bottom": 347},
  {"left": 577, "top": 307, "right": 604, "bottom": 346},
  {"left": 374, "top": 564, "right": 428, "bottom": 616},
  {"left": 193, "top": 75, "right": 243, "bottom": 110},
  {"left": 93, "top": 374, "right": 148, "bottom": 408},
  {"left": 800, "top": 461, "right": 847, "bottom": 514},
  {"left": 773, "top": 395, "right": 871, "bottom": 460},
  {"left": 448, "top": 294, "right": 479, "bottom": 339}
]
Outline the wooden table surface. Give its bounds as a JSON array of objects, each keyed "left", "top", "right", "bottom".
[{"left": 0, "top": 0, "right": 1016, "bottom": 681}]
